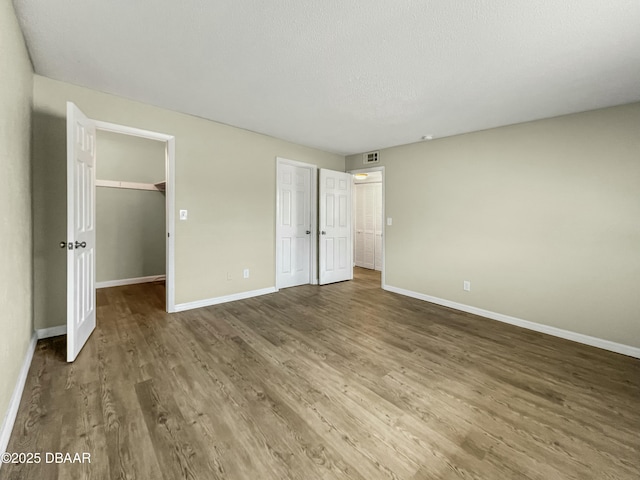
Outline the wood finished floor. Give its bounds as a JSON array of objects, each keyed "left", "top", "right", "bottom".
[{"left": 2, "top": 268, "right": 639, "bottom": 480}]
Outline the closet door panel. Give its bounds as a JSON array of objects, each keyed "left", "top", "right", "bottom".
[
  {"left": 354, "top": 184, "right": 365, "bottom": 267},
  {"left": 374, "top": 183, "right": 383, "bottom": 271},
  {"left": 354, "top": 183, "right": 376, "bottom": 270},
  {"left": 363, "top": 184, "right": 376, "bottom": 269}
]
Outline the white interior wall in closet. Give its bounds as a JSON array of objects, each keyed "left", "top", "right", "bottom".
[{"left": 354, "top": 175, "right": 382, "bottom": 271}]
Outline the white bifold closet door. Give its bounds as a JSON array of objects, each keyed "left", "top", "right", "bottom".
[
  {"left": 355, "top": 182, "right": 382, "bottom": 271},
  {"left": 373, "top": 183, "right": 382, "bottom": 271}
]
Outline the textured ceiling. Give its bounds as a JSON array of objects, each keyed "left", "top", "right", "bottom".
[{"left": 13, "top": 0, "right": 640, "bottom": 155}]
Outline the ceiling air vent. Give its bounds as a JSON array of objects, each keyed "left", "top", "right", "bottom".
[{"left": 363, "top": 151, "right": 379, "bottom": 164}]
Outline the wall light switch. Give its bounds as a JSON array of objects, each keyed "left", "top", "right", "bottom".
[
  {"left": 386, "top": 217, "right": 393, "bottom": 226},
  {"left": 179, "top": 209, "right": 188, "bottom": 220},
  {"left": 463, "top": 281, "right": 471, "bottom": 292},
  {"left": 243, "top": 269, "right": 250, "bottom": 279}
]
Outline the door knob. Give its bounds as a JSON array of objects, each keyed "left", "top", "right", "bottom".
[
  {"left": 306, "top": 230, "right": 311, "bottom": 234},
  {"left": 321, "top": 231, "right": 326, "bottom": 235},
  {"left": 74, "top": 241, "right": 87, "bottom": 249}
]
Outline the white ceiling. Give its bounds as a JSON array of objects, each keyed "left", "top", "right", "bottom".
[{"left": 14, "top": 0, "right": 640, "bottom": 155}]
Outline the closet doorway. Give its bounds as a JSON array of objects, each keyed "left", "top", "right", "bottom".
[
  {"left": 350, "top": 167, "right": 385, "bottom": 286},
  {"left": 94, "top": 121, "right": 176, "bottom": 312}
]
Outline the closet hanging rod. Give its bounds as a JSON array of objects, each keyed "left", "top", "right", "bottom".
[{"left": 96, "top": 179, "right": 165, "bottom": 192}]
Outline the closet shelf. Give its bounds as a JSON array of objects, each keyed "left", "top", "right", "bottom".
[{"left": 96, "top": 179, "right": 166, "bottom": 192}]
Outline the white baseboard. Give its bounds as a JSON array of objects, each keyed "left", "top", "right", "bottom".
[
  {"left": 174, "top": 287, "right": 277, "bottom": 312},
  {"left": 97, "top": 275, "right": 165, "bottom": 289},
  {"left": 36, "top": 325, "right": 67, "bottom": 339},
  {"left": 0, "top": 333, "right": 37, "bottom": 459},
  {"left": 384, "top": 285, "right": 640, "bottom": 359}
]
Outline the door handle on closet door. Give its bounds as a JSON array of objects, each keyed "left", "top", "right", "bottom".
[
  {"left": 321, "top": 231, "right": 326, "bottom": 235},
  {"left": 74, "top": 241, "right": 87, "bottom": 249},
  {"left": 306, "top": 230, "right": 311, "bottom": 234}
]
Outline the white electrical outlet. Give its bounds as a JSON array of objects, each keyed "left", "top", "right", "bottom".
[
  {"left": 179, "top": 209, "right": 188, "bottom": 220},
  {"left": 386, "top": 217, "right": 393, "bottom": 226},
  {"left": 243, "top": 268, "right": 249, "bottom": 279},
  {"left": 463, "top": 281, "right": 471, "bottom": 292}
]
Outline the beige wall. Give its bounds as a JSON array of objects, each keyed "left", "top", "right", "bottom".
[
  {"left": 96, "top": 131, "right": 166, "bottom": 282},
  {"left": 33, "top": 75, "right": 344, "bottom": 328},
  {"left": 97, "top": 130, "right": 165, "bottom": 182},
  {"left": 0, "top": 0, "right": 33, "bottom": 435},
  {"left": 347, "top": 103, "right": 640, "bottom": 349}
]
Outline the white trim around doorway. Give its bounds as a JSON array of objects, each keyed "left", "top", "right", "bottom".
[
  {"left": 348, "top": 166, "right": 386, "bottom": 289},
  {"left": 94, "top": 120, "right": 176, "bottom": 313}
]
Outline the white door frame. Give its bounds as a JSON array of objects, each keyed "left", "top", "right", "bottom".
[
  {"left": 347, "top": 166, "right": 385, "bottom": 289},
  {"left": 94, "top": 120, "right": 176, "bottom": 312},
  {"left": 275, "top": 157, "right": 318, "bottom": 288}
]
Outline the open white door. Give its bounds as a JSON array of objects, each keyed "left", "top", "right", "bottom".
[
  {"left": 276, "top": 161, "right": 313, "bottom": 288},
  {"left": 319, "top": 169, "right": 353, "bottom": 285},
  {"left": 66, "top": 102, "right": 97, "bottom": 362}
]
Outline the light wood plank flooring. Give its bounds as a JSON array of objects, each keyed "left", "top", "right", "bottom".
[{"left": 2, "top": 268, "right": 639, "bottom": 479}]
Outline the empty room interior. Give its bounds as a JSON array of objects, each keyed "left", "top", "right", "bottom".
[{"left": 1, "top": 1, "right": 639, "bottom": 479}]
